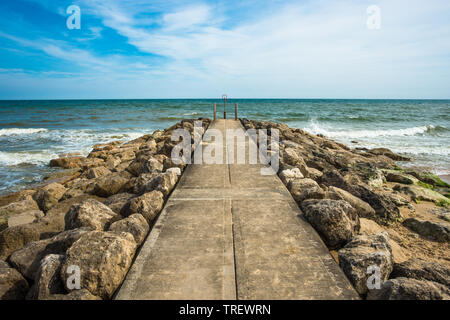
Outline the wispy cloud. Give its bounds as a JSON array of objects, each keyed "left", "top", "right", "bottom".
[{"left": 0, "top": 0, "right": 449, "bottom": 99}]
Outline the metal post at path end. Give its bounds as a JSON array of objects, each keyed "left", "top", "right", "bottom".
[
  {"left": 222, "top": 94, "right": 227, "bottom": 119},
  {"left": 235, "top": 103, "right": 238, "bottom": 120},
  {"left": 213, "top": 103, "right": 217, "bottom": 121}
]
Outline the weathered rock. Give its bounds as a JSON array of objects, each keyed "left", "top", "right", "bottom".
[
  {"left": 338, "top": 232, "right": 394, "bottom": 295},
  {"left": 33, "top": 183, "right": 67, "bottom": 212},
  {"left": 367, "top": 277, "right": 450, "bottom": 300},
  {"left": 368, "top": 148, "right": 411, "bottom": 162},
  {"left": 0, "top": 260, "right": 29, "bottom": 300},
  {"left": 8, "top": 228, "right": 89, "bottom": 280},
  {"left": 403, "top": 218, "right": 449, "bottom": 242},
  {"left": 359, "top": 218, "right": 407, "bottom": 264},
  {"left": 0, "top": 189, "right": 36, "bottom": 208},
  {"left": 366, "top": 169, "right": 385, "bottom": 188},
  {"left": 93, "top": 173, "right": 129, "bottom": 197},
  {"left": 356, "top": 186, "right": 402, "bottom": 223},
  {"left": 121, "top": 191, "right": 164, "bottom": 223},
  {"left": 301, "top": 199, "right": 360, "bottom": 249},
  {"left": 109, "top": 214, "right": 149, "bottom": 245},
  {"left": 391, "top": 258, "right": 450, "bottom": 287},
  {"left": 140, "top": 171, "right": 178, "bottom": 197},
  {"left": 133, "top": 173, "right": 158, "bottom": 194},
  {"left": 289, "top": 178, "right": 325, "bottom": 203},
  {"left": 394, "top": 184, "right": 450, "bottom": 205},
  {"left": 326, "top": 186, "right": 376, "bottom": 219},
  {"left": 144, "top": 157, "right": 164, "bottom": 173},
  {"left": 0, "top": 198, "right": 39, "bottom": 220},
  {"left": 279, "top": 168, "right": 304, "bottom": 185},
  {"left": 0, "top": 225, "right": 40, "bottom": 260},
  {"left": 65, "top": 199, "right": 119, "bottom": 231},
  {"left": 61, "top": 231, "right": 137, "bottom": 299},
  {"left": 382, "top": 170, "right": 418, "bottom": 185},
  {"left": 27, "top": 254, "right": 65, "bottom": 300},
  {"left": 319, "top": 170, "right": 401, "bottom": 222},
  {"left": 303, "top": 166, "right": 323, "bottom": 180},
  {"left": 62, "top": 178, "right": 96, "bottom": 199},
  {"left": 84, "top": 166, "right": 111, "bottom": 179},
  {"left": 0, "top": 198, "right": 42, "bottom": 231},
  {"left": 166, "top": 167, "right": 182, "bottom": 176},
  {"left": 102, "top": 193, "right": 134, "bottom": 214},
  {"left": 8, "top": 210, "right": 44, "bottom": 228},
  {"left": 50, "top": 156, "right": 84, "bottom": 169},
  {"left": 282, "top": 148, "right": 307, "bottom": 167}
]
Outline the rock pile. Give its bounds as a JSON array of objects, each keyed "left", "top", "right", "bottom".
[
  {"left": 241, "top": 119, "right": 450, "bottom": 300},
  {"left": 0, "top": 119, "right": 210, "bottom": 300}
]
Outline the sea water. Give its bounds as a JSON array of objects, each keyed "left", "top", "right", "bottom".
[{"left": 0, "top": 99, "right": 448, "bottom": 195}]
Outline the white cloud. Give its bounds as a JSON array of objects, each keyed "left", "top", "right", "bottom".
[{"left": 2, "top": 0, "right": 450, "bottom": 98}]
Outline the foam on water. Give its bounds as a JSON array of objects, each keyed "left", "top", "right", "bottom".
[
  {"left": 0, "top": 128, "right": 48, "bottom": 136},
  {"left": 305, "top": 119, "right": 437, "bottom": 138}
]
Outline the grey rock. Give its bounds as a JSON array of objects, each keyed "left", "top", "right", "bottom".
[{"left": 338, "top": 232, "right": 393, "bottom": 295}]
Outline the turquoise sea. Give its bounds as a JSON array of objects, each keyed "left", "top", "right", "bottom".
[{"left": 0, "top": 99, "right": 449, "bottom": 195}]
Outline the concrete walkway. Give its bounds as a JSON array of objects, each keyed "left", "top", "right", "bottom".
[{"left": 116, "top": 119, "right": 359, "bottom": 300}]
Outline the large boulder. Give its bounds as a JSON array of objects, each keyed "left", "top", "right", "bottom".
[
  {"left": 0, "top": 260, "right": 29, "bottom": 300},
  {"left": 109, "top": 214, "right": 149, "bottom": 246},
  {"left": 382, "top": 170, "right": 418, "bottom": 185},
  {"left": 121, "top": 191, "right": 164, "bottom": 223},
  {"left": 368, "top": 148, "right": 411, "bottom": 162},
  {"left": 367, "top": 277, "right": 450, "bottom": 300},
  {"left": 65, "top": 199, "right": 119, "bottom": 231},
  {"left": 356, "top": 186, "right": 402, "bottom": 223},
  {"left": 133, "top": 173, "right": 158, "bottom": 194},
  {"left": 338, "top": 232, "right": 394, "bottom": 295},
  {"left": 0, "top": 195, "right": 105, "bottom": 261},
  {"left": 60, "top": 231, "right": 137, "bottom": 299},
  {"left": 93, "top": 173, "right": 129, "bottom": 197},
  {"left": 102, "top": 193, "right": 134, "bottom": 214},
  {"left": 282, "top": 148, "right": 306, "bottom": 167},
  {"left": 84, "top": 166, "right": 111, "bottom": 179},
  {"left": 319, "top": 170, "right": 401, "bottom": 223},
  {"left": 403, "top": 218, "right": 449, "bottom": 242},
  {"left": 33, "top": 183, "right": 67, "bottom": 212},
  {"left": 8, "top": 210, "right": 44, "bottom": 229},
  {"left": 301, "top": 199, "right": 360, "bottom": 249},
  {"left": 326, "top": 186, "right": 376, "bottom": 219},
  {"left": 49, "top": 156, "right": 84, "bottom": 169},
  {"left": 359, "top": 218, "right": 407, "bottom": 264},
  {"left": 8, "top": 228, "right": 89, "bottom": 280},
  {"left": 391, "top": 258, "right": 450, "bottom": 287},
  {"left": 27, "top": 254, "right": 65, "bottom": 300},
  {"left": 289, "top": 178, "right": 325, "bottom": 203},
  {"left": 140, "top": 172, "right": 178, "bottom": 197},
  {"left": 394, "top": 184, "right": 450, "bottom": 206},
  {"left": 0, "top": 225, "right": 40, "bottom": 260},
  {"left": 143, "top": 157, "right": 164, "bottom": 173},
  {"left": 279, "top": 168, "right": 304, "bottom": 186},
  {"left": 0, "top": 199, "right": 41, "bottom": 230}
]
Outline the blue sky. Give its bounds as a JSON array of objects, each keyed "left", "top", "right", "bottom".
[{"left": 0, "top": 0, "right": 449, "bottom": 99}]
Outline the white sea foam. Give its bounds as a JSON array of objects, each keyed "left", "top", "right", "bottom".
[
  {"left": 0, "top": 151, "right": 58, "bottom": 166},
  {"left": 0, "top": 128, "right": 48, "bottom": 136},
  {"left": 305, "top": 120, "right": 434, "bottom": 138},
  {"left": 0, "top": 129, "right": 148, "bottom": 166}
]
